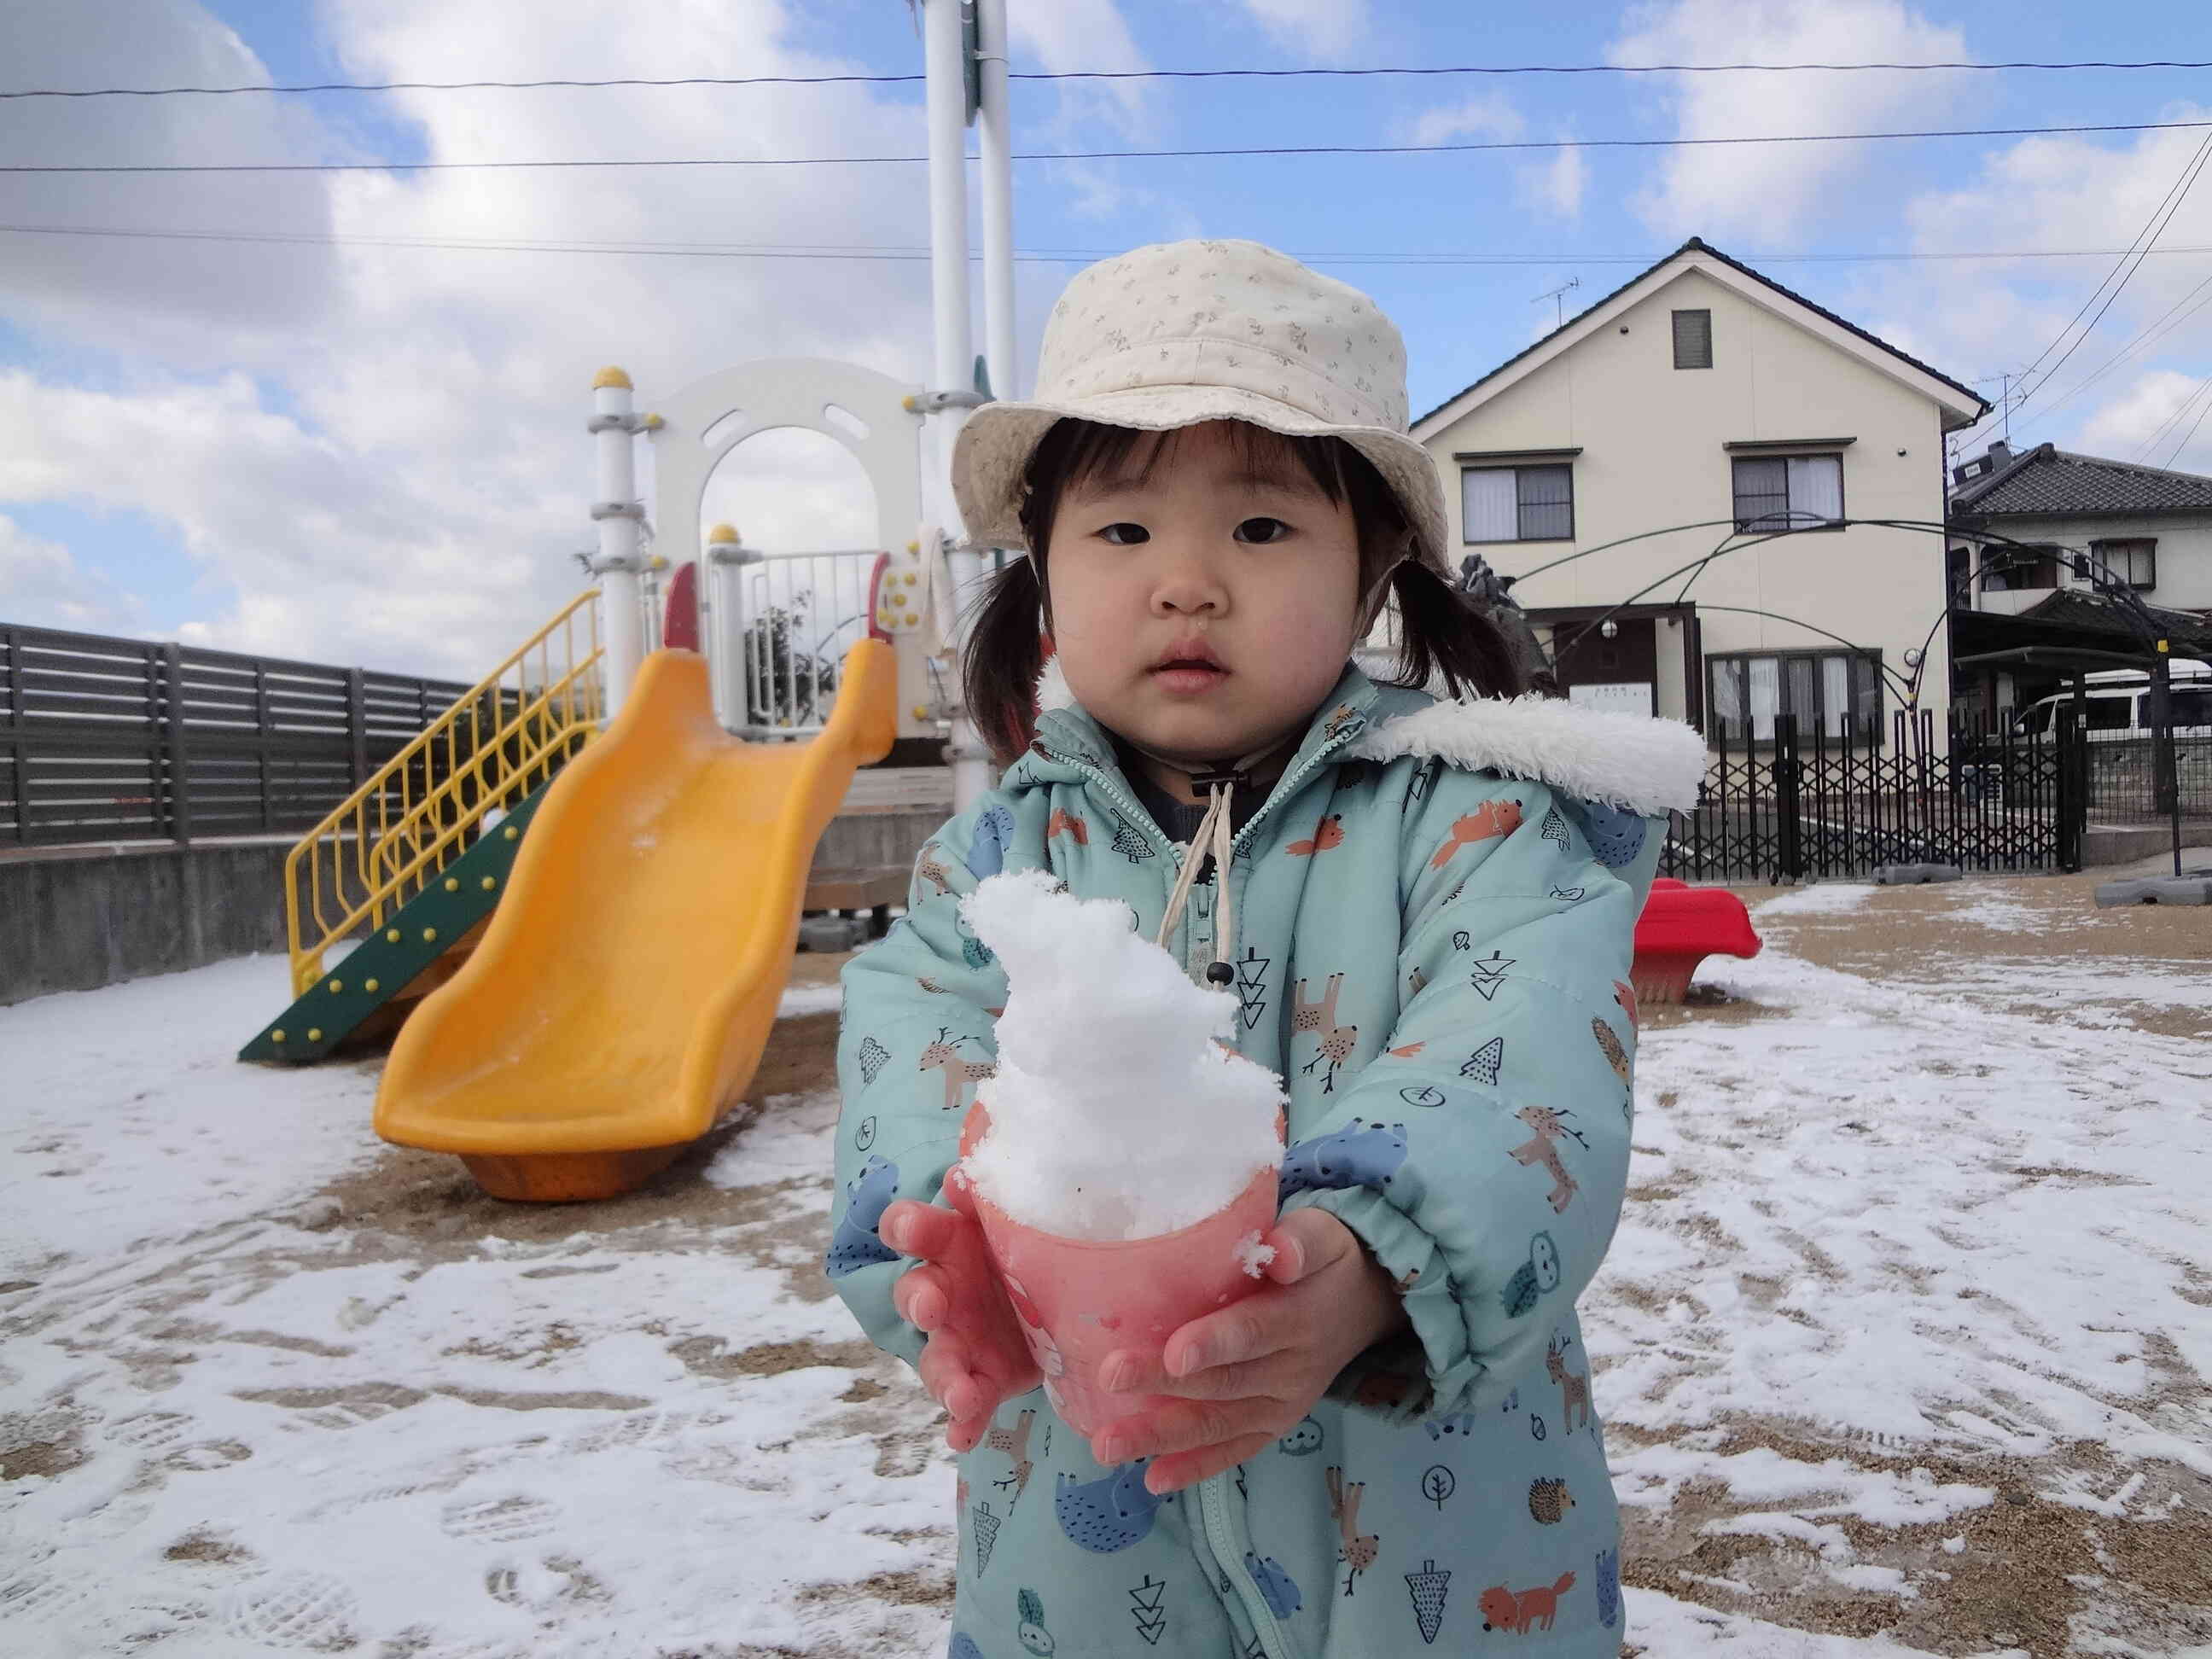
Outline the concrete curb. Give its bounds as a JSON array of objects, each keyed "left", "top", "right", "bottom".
[
  {"left": 1873, "top": 864, "right": 1964, "bottom": 886},
  {"left": 2093, "top": 877, "right": 2212, "bottom": 906}
]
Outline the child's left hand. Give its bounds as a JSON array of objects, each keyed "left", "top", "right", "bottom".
[{"left": 1086, "top": 1208, "right": 1409, "bottom": 1493}]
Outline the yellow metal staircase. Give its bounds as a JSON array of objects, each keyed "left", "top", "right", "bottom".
[{"left": 278, "top": 590, "right": 607, "bottom": 1000}]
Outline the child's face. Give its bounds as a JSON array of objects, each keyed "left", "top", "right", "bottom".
[{"left": 1045, "top": 421, "right": 1363, "bottom": 779}]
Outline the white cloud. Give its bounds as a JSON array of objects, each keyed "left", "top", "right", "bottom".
[
  {"left": 1007, "top": 0, "right": 1153, "bottom": 139},
  {"left": 1409, "top": 94, "right": 1525, "bottom": 149},
  {"left": 1609, "top": 0, "right": 1971, "bottom": 242},
  {"left": 0, "top": 0, "right": 1177, "bottom": 679},
  {"left": 1874, "top": 115, "right": 2212, "bottom": 467},
  {"left": 1522, "top": 144, "right": 1588, "bottom": 220},
  {"left": 1235, "top": 0, "right": 1371, "bottom": 62},
  {"left": 0, "top": 514, "right": 144, "bottom": 636},
  {"left": 2076, "top": 370, "right": 2212, "bottom": 471}
]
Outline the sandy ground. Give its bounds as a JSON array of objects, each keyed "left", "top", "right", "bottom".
[
  {"left": 299, "top": 885, "right": 2212, "bottom": 1654},
  {"left": 1615, "top": 872, "right": 2212, "bottom": 1657},
  {"left": 6, "top": 884, "right": 2208, "bottom": 1656}
]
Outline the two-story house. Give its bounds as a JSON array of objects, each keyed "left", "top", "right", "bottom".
[
  {"left": 1947, "top": 439, "right": 2212, "bottom": 721},
  {"left": 1402, "top": 238, "right": 1988, "bottom": 750}
]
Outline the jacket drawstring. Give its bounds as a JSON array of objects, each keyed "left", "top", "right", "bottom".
[{"left": 1155, "top": 776, "right": 1239, "bottom": 989}]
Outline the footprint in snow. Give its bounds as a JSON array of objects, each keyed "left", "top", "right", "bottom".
[
  {"left": 439, "top": 1493, "right": 562, "bottom": 1545},
  {"left": 221, "top": 1569, "right": 360, "bottom": 1650}
]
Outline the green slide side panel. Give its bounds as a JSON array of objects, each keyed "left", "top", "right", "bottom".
[{"left": 238, "top": 786, "right": 553, "bottom": 1066}]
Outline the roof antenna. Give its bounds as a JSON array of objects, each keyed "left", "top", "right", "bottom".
[{"left": 1534, "top": 277, "right": 1580, "bottom": 329}]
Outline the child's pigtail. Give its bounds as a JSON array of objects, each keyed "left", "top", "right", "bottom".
[
  {"left": 1383, "top": 558, "right": 1531, "bottom": 702},
  {"left": 960, "top": 554, "right": 1050, "bottom": 770}
]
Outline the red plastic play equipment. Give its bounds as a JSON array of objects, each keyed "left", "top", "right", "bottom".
[
  {"left": 662, "top": 562, "right": 701, "bottom": 653},
  {"left": 1632, "top": 878, "right": 1762, "bottom": 1004}
]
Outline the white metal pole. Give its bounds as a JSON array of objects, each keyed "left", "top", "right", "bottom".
[
  {"left": 976, "top": 0, "right": 1017, "bottom": 404},
  {"left": 924, "top": 0, "right": 972, "bottom": 419},
  {"left": 589, "top": 366, "right": 646, "bottom": 719},
  {"left": 923, "top": 0, "right": 992, "bottom": 812}
]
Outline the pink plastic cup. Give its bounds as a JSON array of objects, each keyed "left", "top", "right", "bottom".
[{"left": 957, "top": 1099, "right": 1283, "bottom": 1437}]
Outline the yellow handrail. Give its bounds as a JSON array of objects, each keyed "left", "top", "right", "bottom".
[{"left": 283, "top": 591, "right": 607, "bottom": 997}]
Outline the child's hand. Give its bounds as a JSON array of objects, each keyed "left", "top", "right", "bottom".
[
  {"left": 1084, "top": 1209, "right": 1408, "bottom": 1493},
  {"left": 880, "top": 1174, "right": 1041, "bottom": 1454}
]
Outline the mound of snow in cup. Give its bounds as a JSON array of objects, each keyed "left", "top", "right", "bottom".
[{"left": 958, "top": 869, "right": 1285, "bottom": 1245}]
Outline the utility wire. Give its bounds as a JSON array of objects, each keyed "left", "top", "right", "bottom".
[
  {"left": 6, "top": 219, "right": 2212, "bottom": 267},
  {"left": 2006, "top": 131, "right": 2212, "bottom": 421},
  {"left": 2133, "top": 375, "right": 2212, "bottom": 464},
  {"left": 9, "top": 117, "right": 2211, "bottom": 174},
  {"left": 2159, "top": 382, "right": 2212, "bottom": 469},
  {"left": 2024, "top": 271, "right": 2212, "bottom": 423},
  {"left": 6, "top": 60, "right": 2210, "bottom": 97}
]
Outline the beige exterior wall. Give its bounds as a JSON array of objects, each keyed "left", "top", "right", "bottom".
[
  {"left": 1421, "top": 266, "right": 1959, "bottom": 747},
  {"left": 1964, "top": 511, "right": 2212, "bottom": 614}
]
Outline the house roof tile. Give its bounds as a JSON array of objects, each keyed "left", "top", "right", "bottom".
[
  {"left": 2013, "top": 587, "right": 2212, "bottom": 646},
  {"left": 1950, "top": 441, "right": 2212, "bottom": 516}
]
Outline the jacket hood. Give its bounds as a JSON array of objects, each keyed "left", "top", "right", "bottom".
[{"left": 1028, "top": 657, "right": 1707, "bottom": 817}]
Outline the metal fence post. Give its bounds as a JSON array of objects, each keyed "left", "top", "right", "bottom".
[
  {"left": 346, "top": 667, "right": 369, "bottom": 792},
  {"left": 3, "top": 626, "right": 22, "bottom": 844},
  {"left": 2055, "top": 705, "right": 2083, "bottom": 873},
  {"left": 1774, "top": 713, "right": 1802, "bottom": 882},
  {"left": 162, "top": 642, "right": 194, "bottom": 844}
]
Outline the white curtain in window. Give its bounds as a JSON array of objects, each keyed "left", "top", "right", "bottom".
[
  {"left": 1462, "top": 469, "right": 1517, "bottom": 542},
  {"left": 1748, "top": 656, "right": 1779, "bottom": 740},
  {"left": 1788, "top": 455, "right": 1844, "bottom": 523},
  {"left": 1712, "top": 660, "right": 1743, "bottom": 729},
  {"left": 1823, "top": 655, "right": 1851, "bottom": 737}
]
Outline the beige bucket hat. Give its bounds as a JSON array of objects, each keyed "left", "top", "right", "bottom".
[{"left": 951, "top": 238, "right": 1452, "bottom": 579}]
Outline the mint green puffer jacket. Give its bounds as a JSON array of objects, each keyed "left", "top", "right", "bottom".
[{"left": 829, "top": 662, "right": 1704, "bottom": 1657}]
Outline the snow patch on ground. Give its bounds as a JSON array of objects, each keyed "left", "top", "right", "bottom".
[{"left": 4, "top": 910, "right": 2208, "bottom": 1655}]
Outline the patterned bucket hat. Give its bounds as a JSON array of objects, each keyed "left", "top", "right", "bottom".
[{"left": 951, "top": 238, "right": 1452, "bottom": 579}]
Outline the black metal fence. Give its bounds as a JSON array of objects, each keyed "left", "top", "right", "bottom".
[
  {"left": 0, "top": 623, "right": 471, "bottom": 847},
  {"left": 1663, "top": 709, "right": 2080, "bottom": 883},
  {"left": 2076, "top": 736, "right": 2212, "bottom": 826}
]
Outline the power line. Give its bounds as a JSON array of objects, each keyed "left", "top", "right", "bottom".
[
  {"left": 5, "top": 60, "right": 2209, "bottom": 98},
  {"left": 2007, "top": 131, "right": 2212, "bottom": 421},
  {"left": 8, "top": 219, "right": 2212, "bottom": 267},
  {"left": 9, "top": 117, "right": 2212, "bottom": 175},
  {"left": 2133, "top": 374, "right": 2212, "bottom": 464},
  {"left": 2159, "top": 382, "right": 2212, "bottom": 468},
  {"left": 2025, "top": 271, "right": 2212, "bottom": 424}
]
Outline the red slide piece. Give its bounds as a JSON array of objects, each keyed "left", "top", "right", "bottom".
[
  {"left": 663, "top": 561, "right": 701, "bottom": 653},
  {"left": 1632, "top": 878, "right": 1762, "bottom": 1005}
]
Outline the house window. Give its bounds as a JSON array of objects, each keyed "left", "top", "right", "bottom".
[
  {"left": 1462, "top": 463, "right": 1575, "bottom": 543},
  {"left": 1731, "top": 454, "right": 1844, "bottom": 531},
  {"left": 2090, "top": 538, "right": 2156, "bottom": 591},
  {"left": 1707, "top": 649, "right": 1883, "bottom": 743},
  {"left": 1981, "top": 545, "right": 2060, "bottom": 591},
  {"left": 1673, "top": 309, "right": 1713, "bottom": 370}
]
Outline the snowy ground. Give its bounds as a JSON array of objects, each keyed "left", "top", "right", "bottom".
[{"left": 3, "top": 873, "right": 2209, "bottom": 1657}]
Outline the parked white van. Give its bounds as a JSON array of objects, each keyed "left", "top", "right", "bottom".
[{"left": 2014, "top": 660, "right": 2212, "bottom": 742}]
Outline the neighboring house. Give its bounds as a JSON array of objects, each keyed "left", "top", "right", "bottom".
[
  {"left": 1398, "top": 237, "right": 1988, "bottom": 750},
  {"left": 1947, "top": 439, "right": 2212, "bottom": 720}
]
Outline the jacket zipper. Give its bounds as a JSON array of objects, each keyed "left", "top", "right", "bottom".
[
  {"left": 1203, "top": 1476, "right": 1296, "bottom": 1659},
  {"left": 1029, "top": 719, "right": 1372, "bottom": 1659}
]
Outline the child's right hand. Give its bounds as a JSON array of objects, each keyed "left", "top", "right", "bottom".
[{"left": 881, "top": 1173, "right": 1041, "bottom": 1453}]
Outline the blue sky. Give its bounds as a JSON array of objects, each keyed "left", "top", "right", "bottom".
[{"left": 4, "top": 0, "right": 2209, "bottom": 675}]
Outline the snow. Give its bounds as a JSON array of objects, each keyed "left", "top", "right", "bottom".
[
  {"left": 3, "top": 881, "right": 2208, "bottom": 1655},
  {"left": 957, "top": 870, "right": 1284, "bottom": 1242}
]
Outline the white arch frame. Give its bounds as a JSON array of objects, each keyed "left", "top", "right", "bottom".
[{"left": 649, "top": 358, "right": 931, "bottom": 736}]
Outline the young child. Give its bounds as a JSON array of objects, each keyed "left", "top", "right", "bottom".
[{"left": 826, "top": 239, "right": 1705, "bottom": 1657}]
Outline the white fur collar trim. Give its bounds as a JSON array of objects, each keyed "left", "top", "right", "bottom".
[
  {"left": 1033, "top": 661, "right": 1704, "bottom": 815},
  {"left": 1348, "top": 695, "right": 1707, "bottom": 816},
  {"left": 1037, "top": 654, "right": 1078, "bottom": 713}
]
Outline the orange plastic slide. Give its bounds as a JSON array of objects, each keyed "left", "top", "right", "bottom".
[{"left": 374, "top": 642, "right": 896, "bottom": 1200}]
